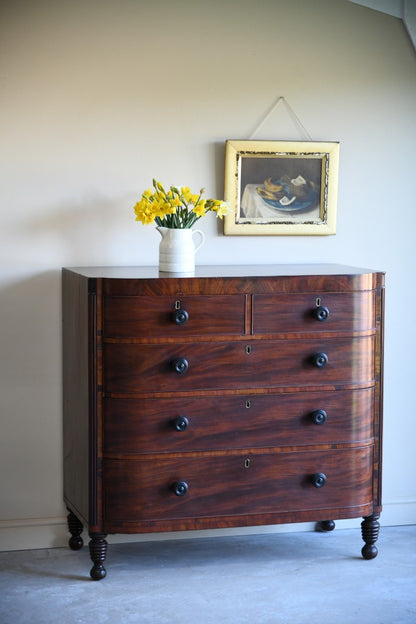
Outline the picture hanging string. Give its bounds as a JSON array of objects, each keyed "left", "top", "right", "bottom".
[{"left": 248, "top": 96, "right": 313, "bottom": 141}]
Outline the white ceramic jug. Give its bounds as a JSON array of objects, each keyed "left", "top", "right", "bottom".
[{"left": 157, "top": 226, "right": 205, "bottom": 273}]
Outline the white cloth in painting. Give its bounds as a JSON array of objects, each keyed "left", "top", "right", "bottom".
[{"left": 240, "top": 184, "right": 319, "bottom": 222}]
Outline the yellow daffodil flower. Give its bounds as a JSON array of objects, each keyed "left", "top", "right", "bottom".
[
  {"left": 133, "top": 180, "right": 228, "bottom": 228},
  {"left": 192, "top": 200, "right": 207, "bottom": 218}
]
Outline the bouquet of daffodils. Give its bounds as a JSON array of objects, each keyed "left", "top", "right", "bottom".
[{"left": 134, "top": 179, "right": 228, "bottom": 229}]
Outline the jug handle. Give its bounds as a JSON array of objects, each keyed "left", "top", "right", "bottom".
[{"left": 192, "top": 229, "right": 205, "bottom": 253}]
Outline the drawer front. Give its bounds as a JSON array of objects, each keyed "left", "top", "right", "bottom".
[
  {"left": 103, "top": 447, "right": 373, "bottom": 524},
  {"left": 104, "top": 336, "right": 375, "bottom": 394},
  {"left": 103, "top": 388, "right": 374, "bottom": 454},
  {"left": 253, "top": 291, "right": 375, "bottom": 334},
  {"left": 104, "top": 295, "right": 246, "bottom": 338}
]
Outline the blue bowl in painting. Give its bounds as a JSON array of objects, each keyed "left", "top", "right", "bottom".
[{"left": 258, "top": 177, "right": 319, "bottom": 212}]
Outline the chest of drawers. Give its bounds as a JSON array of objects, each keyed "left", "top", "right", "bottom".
[{"left": 62, "top": 264, "right": 384, "bottom": 580}]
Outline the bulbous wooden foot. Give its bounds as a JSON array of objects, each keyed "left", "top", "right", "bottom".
[
  {"left": 361, "top": 514, "right": 380, "bottom": 559},
  {"left": 316, "top": 520, "right": 335, "bottom": 532},
  {"left": 67, "top": 510, "right": 84, "bottom": 550},
  {"left": 89, "top": 533, "right": 108, "bottom": 580}
]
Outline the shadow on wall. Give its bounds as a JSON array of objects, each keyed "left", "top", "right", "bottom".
[
  {"left": 6, "top": 192, "right": 139, "bottom": 267},
  {"left": 0, "top": 271, "right": 65, "bottom": 520},
  {"left": 4, "top": 141, "right": 229, "bottom": 264},
  {"left": 213, "top": 140, "right": 228, "bottom": 237}
]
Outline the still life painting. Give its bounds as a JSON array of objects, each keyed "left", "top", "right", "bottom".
[{"left": 224, "top": 140, "right": 339, "bottom": 235}]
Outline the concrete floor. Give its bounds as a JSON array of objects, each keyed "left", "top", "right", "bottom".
[{"left": 0, "top": 525, "right": 415, "bottom": 624}]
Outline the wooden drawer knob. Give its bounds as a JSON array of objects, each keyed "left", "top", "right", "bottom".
[
  {"left": 311, "top": 473, "right": 327, "bottom": 488},
  {"left": 172, "top": 416, "right": 189, "bottom": 432},
  {"left": 173, "top": 309, "right": 189, "bottom": 325},
  {"left": 171, "top": 358, "right": 189, "bottom": 374},
  {"left": 311, "top": 352, "right": 328, "bottom": 369},
  {"left": 172, "top": 481, "right": 188, "bottom": 496},
  {"left": 310, "top": 409, "right": 328, "bottom": 425},
  {"left": 313, "top": 306, "right": 329, "bottom": 321}
]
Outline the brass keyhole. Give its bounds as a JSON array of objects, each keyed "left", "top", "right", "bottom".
[
  {"left": 175, "top": 300, "right": 181, "bottom": 310},
  {"left": 244, "top": 458, "right": 251, "bottom": 469},
  {"left": 316, "top": 297, "right": 321, "bottom": 307},
  {"left": 245, "top": 345, "right": 252, "bottom": 355},
  {"left": 245, "top": 400, "right": 251, "bottom": 409}
]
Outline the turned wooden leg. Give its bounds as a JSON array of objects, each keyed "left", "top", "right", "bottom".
[
  {"left": 89, "top": 532, "right": 108, "bottom": 580},
  {"left": 316, "top": 520, "right": 335, "bottom": 532},
  {"left": 361, "top": 513, "right": 380, "bottom": 559},
  {"left": 67, "top": 510, "right": 84, "bottom": 550}
]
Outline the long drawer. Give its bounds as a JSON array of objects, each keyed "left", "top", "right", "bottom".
[
  {"left": 103, "top": 336, "right": 375, "bottom": 394},
  {"left": 103, "top": 446, "right": 374, "bottom": 524},
  {"left": 103, "top": 388, "right": 374, "bottom": 454}
]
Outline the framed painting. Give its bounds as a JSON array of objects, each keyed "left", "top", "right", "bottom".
[{"left": 223, "top": 140, "right": 339, "bottom": 235}]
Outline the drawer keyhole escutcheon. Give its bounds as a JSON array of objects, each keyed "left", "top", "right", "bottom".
[
  {"left": 313, "top": 294, "right": 330, "bottom": 321},
  {"left": 244, "top": 458, "right": 251, "bottom": 469},
  {"left": 172, "top": 301, "right": 189, "bottom": 325},
  {"left": 245, "top": 400, "right": 251, "bottom": 409},
  {"left": 245, "top": 345, "right": 252, "bottom": 355}
]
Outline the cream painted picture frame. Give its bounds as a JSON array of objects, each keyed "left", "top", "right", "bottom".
[{"left": 224, "top": 140, "right": 339, "bottom": 236}]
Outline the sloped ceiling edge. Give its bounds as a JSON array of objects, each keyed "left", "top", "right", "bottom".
[{"left": 348, "top": 0, "right": 416, "bottom": 52}]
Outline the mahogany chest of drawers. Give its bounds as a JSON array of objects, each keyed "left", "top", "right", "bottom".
[{"left": 62, "top": 265, "right": 385, "bottom": 580}]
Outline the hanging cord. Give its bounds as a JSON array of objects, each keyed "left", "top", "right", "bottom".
[{"left": 248, "top": 95, "right": 313, "bottom": 141}]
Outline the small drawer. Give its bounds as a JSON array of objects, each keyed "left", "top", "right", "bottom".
[
  {"left": 103, "top": 388, "right": 374, "bottom": 455},
  {"left": 253, "top": 291, "right": 375, "bottom": 335},
  {"left": 103, "top": 446, "right": 373, "bottom": 524},
  {"left": 103, "top": 336, "right": 375, "bottom": 394},
  {"left": 104, "top": 295, "right": 246, "bottom": 338}
]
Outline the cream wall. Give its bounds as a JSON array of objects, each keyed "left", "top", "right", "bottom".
[{"left": 1, "top": 0, "right": 415, "bottom": 550}]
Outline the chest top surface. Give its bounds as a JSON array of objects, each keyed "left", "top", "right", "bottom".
[
  {"left": 62, "top": 264, "right": 385, "bottom": 296},
  {"left": 63, "top": 264, "right": 384, "bottom": 279}
]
